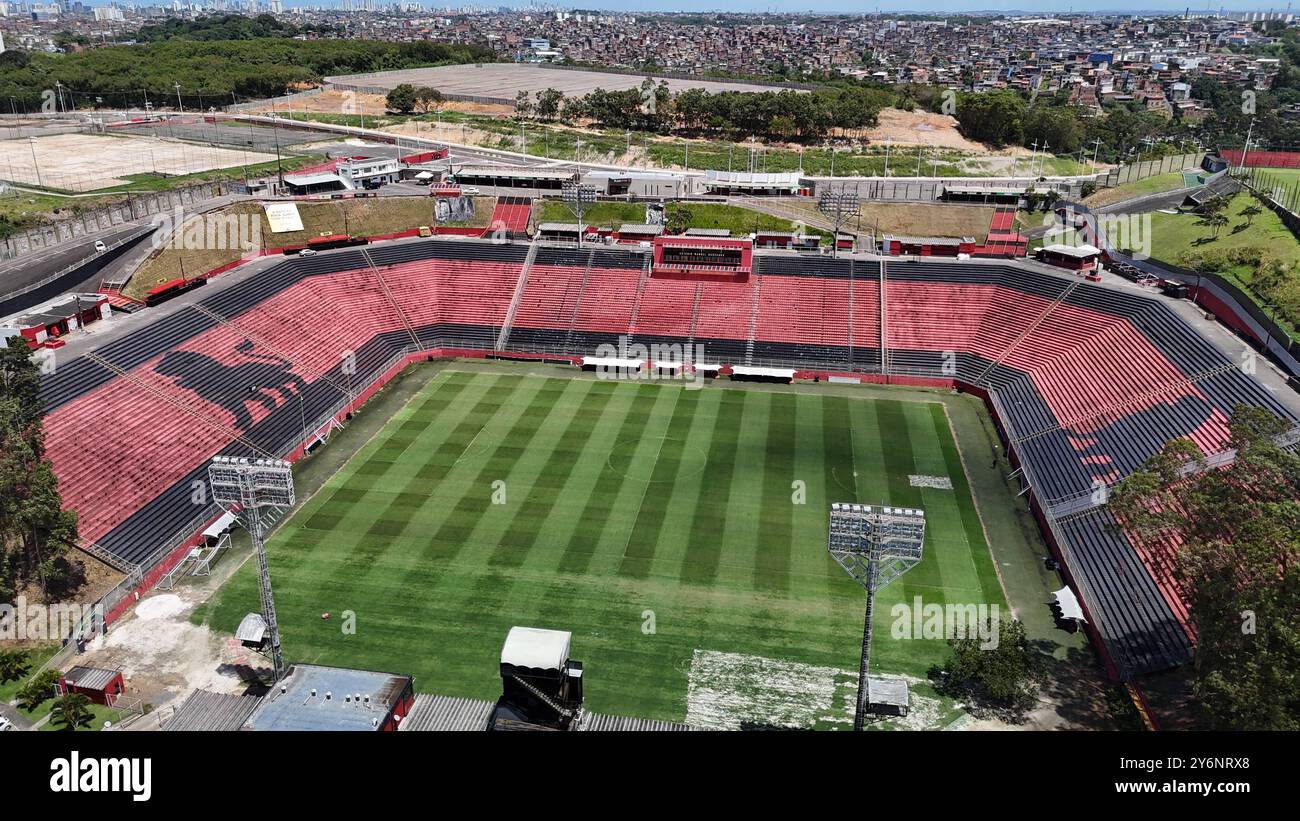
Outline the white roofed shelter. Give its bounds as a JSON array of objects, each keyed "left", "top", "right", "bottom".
[
  {"left": 1052, "top": 586, "right": 1087, "bottom": 624},
  {"left": 501, "top": 626, "right": 572, "bottom": 671}
]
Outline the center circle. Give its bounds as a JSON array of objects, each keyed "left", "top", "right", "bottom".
[{"left": 606, "top": 436, "right": 709, "bottom": 483}]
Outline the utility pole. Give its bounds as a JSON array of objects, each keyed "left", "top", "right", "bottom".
[
  {"left": 174, "top": 82, "right": 183, "bottom": 116},
  {"left": 883, "top": 138, "right": 892, "bottom": 178}
]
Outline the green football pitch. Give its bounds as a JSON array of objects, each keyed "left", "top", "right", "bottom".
[{"left": 199, "top": 369, "right": 1007, "bottom": 729}]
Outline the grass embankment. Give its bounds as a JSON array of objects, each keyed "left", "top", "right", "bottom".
[
  {"left": 1148, "top": 192, "right": 1300, "bottom": 343},
  {"left": 126, "top": 195, "right": 494, "bottom": 300},
  {"left": 1083, "top": 172, "right": 1187, "bottom": 209}
]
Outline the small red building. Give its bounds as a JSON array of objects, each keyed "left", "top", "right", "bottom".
[
  {"left": 881, "top": 235, "right": 976, "bottom": 257},
  {"left": 61, "top": 666, "right": 126, "bottom": 706},
  {"left": 1, "top": 293, "right": 110, "bottom": 349},
  {"left": 651, "top": 235, "right": 753, "bottom": 279}
]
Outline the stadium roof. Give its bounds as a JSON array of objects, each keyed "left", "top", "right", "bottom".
[
  {"left": 884, "top": 235, "right": 976, "bottom": 246},
  {"left": 455, "top": 165, "right": 576, "bottom": 180},
  {"left": 282, "top": 173, "right": 344, "bottom": 187},
  {"left": 398, "top": 693, "right": 695, "bottom": 731},
  {"left": 166, "top": 689, "right": 260, "bottom": 732},
  {"left": 702, "top": 170, "right": 802, "bottom": 187},
  {"left": 1040, "top": 243, "right": 1102, "bottom": 258},
  {"left": 615, "top": 223, "right": 664, "bottom": 236},
  {"left": 2, "top": 293, "right": 105, "bottom": 331},
  {"left": 244, "top": 664, "right": 411, "bottom": 731}
]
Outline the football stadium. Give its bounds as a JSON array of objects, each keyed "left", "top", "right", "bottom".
[{"left": 22, "top": 217, "right": 1298, "bottom": 730}]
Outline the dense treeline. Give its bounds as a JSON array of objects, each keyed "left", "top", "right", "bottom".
[
  {"left": 513, "top": 79, "right": 892, "bottom": 143},
  {"left": 133, "top": 13, "right": 316, "bottom": 42},
  {"left": 0, "top": 36, "right": 494, "bottom": 112},
  {"left": 0, "top": 344, "right": 80, "bottom": 604},
  {"left": 1110, "top": 406, "right": 1300, "bottom": 730}
]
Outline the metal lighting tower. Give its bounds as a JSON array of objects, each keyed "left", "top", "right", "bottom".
[
  {"left": 561, "top": 181, "right": 597, "bottom": 245},
  {"left": 818, "top": 187, "right": 860, "bottom": 258},
  {"left": 208, "top": 456, "right": 295, "bottom": 682},
  {"left": 828, "top": 502, "right": 925, "bottom": 731}
]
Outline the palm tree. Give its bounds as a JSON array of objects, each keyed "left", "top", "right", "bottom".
[
  {"left": 16, "top": 669, "right": 59, "bottom": 712},
  {"left": 1197, "top": 211, "right": 1228, "bottom": 239},
  {"left": 49, "top": 693, "right": 93, "bottom": 731},
  {"left": 0, "top": 649, "right": 30, "bottom": 684},
  {"left": 1240, "top": 204, "right": 1263, "bottom": 226}
]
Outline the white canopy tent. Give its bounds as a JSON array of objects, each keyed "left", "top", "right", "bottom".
[{"left": 1052, "top": 586, "right": 1087, "bottom": 623}]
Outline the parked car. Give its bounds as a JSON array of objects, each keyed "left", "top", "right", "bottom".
[
  {"left": 460, "top": 186, "right": 481, "bottom": 195},
  {"left": 298, "top": 249, "right": 318, "bottom": 257}
]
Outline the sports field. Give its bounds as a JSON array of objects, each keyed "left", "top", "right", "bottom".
[{"left": 199, "top": 369, "right": 1006, "bottom": 729}]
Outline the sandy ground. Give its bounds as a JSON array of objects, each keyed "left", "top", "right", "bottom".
[
  {"left": 865, "top": 109, "right": 993, "bottom": 152},
  {"left": 1, "top": 133, "right": 276, "bottom": 192},
  {"left": 75, "top": 584, "right": 270, "bottom": 715},
  {"left": 250, "top": 89, "right": 513, "bottom": 118}
]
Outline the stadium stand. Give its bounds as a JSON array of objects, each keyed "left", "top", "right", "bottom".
[
  {"left": 40, "top": 238, "right": 1298, "bottom": 682},
  {"left": 483, "top": 196, "right": 533, "bottom": 237}
]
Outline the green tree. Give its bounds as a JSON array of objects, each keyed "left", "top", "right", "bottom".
[
  {"left": 413, "top": 87, "right": 443, "bottom": 115},
  {"left": 385, "top": 83, "right": 417, "bottom": 115},
  {"left": 535, "top": 87, "right": 563, "bottom": 121},
  {"left": 49, "top": 692, "right": 93, "bottom": 731},
  {"left": 0, "top": 648, "right": 30, "bottom": 684},
  {"left": 1240, "top": 203, "right": 1264, "bottom": 226},
  {"left": 0, "top": 344, "right": 79, "bottom": 600},
  {"left": 16, "top": 668, "right": 59, "bottom": 711},
  {"left": 1108, "top": 406, "right": 1300, "bottom": 730},
  {"left": 513, "top": 90, "right": 534, "bottom": 122},
  {"left": 936, "top": 618, "right": 1042, "bottom": 714},
  {"left": 955, "top": 90, "right": 1025, "bottom": 148},
  {"left": 1197, "top": 210, "right": 1229, "bottom": 239}
]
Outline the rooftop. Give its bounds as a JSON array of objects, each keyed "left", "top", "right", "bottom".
[{"left": 244, "top": 664, "right": 412, "bottom": 732}]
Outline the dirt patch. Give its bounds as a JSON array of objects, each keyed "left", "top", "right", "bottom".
[
  {"left": 5, "top": 133, "right": 276, "bottom": 193},
  {"left": 866, "top": 108, "right": 992, "bottom": 152},
  {"left": 760, "top": 198, "right": 997, "bottom": 238},
  {"left": 76, "top": 588, "right": 270, "bottom": 710},
  {"left": 250, "top": 89, "right": 513, "bottom": 118}
]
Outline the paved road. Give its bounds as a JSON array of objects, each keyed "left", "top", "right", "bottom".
[{"left": 0, "top": 223, "right": 149, "bottom": 298}]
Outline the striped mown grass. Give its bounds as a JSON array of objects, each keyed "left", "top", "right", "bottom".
[{"left": 198, "top": 370, "right": 1005, "bottom": 726}]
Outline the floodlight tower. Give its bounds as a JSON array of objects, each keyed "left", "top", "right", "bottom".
[
  {"left": 208, "top": 456, "right": 296, "bottom": 682},
  {"left": 827, "top": 502, "right": 925, "bottom": 731},
  {"left": 818, "top": 187, "right": 860, "bottom": 258},
  {"left": 561, "top": 181, "right": 598, "bottom": 246}
]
